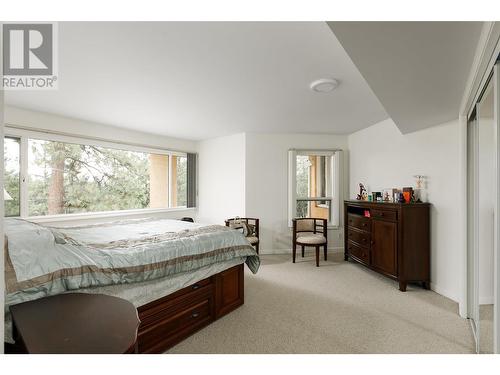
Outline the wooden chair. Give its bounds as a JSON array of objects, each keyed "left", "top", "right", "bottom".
[
  {"left": 225, "top": 217, "right": 260, "bottom": 254},
  {"left": 292, "top": 218, "right": 327, "bottom": 267}
]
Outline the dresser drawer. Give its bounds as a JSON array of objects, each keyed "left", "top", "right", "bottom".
[
  {"left": 347, "top": 214, "right": 371, "bottom": 231},
  {"left": 371, "top": 209, "right": 397, "bottom": 221},
  {"left": 347, "top": 229, "right": 370, "bottom": 248},
  {"left": 347, "top": 241, "right": 370, "bottom": 265}
]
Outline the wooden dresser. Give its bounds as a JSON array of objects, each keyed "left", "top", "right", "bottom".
[{"left": 344, "top": 200, "right": 430, "bottom": 291}]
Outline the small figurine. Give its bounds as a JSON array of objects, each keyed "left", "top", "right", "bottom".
[
  {"left": 383, "top": 191, "right": 390, "bottom": 202},
  {"left": 357, "top": 183, "right": 367, "bottom": 201}
]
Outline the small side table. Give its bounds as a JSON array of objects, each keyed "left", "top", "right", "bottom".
[{"left": 10, "top": 293, "right": 140, "bottom": 354}]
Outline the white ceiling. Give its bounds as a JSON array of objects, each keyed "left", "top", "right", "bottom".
[
  {"left": 328, "top": 22, "right": 483, "bottom": 134},
  {"left": 5, "top": 22, "right": 388, "bottom": 140}
]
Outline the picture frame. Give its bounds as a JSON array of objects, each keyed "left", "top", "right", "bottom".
[
  {"left": 382, "top": 188, "right": 393, "bottom": 202},
  {"left": 392, "top": 188, "right": 401, "bottom": 203},
  {"left": 402, "top": 187, "right": 414, "bottom": 203}
]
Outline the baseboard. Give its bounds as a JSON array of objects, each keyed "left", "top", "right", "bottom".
[
  {"left": 329, "top": 246, "right": 344, "bottom": 253},
  {"left": 479, "top": 296, "right": 494, "bottom": 305},
  {"left": 259, "top": 247, "right": 344, "bottom": 255},
  {"left": 430, "top": 282, "right": 459, "bottom": 304}
]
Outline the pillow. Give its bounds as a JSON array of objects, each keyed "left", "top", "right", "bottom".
[
  {"left": 247, "top": 224, "right": 256, "bottom": 236},
  {"left": 229, "top": 221, "right": 250, "bottom": 237}
]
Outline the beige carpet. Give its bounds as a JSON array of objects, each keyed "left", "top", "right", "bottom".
[
  {"left": 480, "top": 304, "right": 494, "bottom": 354},
  {"left": 168, "top": 253, "right": 475, "bottom": 354}
]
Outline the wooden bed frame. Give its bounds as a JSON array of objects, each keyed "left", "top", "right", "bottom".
[
  {"left": 5, "top": 263, "right": 244, "bottom": 354},
  {"left": 137, "top": 263, "right": 244, "bottom": 353}
]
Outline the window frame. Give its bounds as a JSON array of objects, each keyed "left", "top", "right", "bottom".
[
  {"left": 3, "top": 136, "right": 22, "bottom": 217},
  {"left": 4, "top": 126, "right": 194, "bottom": 222},
  {"left": 288, "top": 149, "right": 343, "bottom": 228}
]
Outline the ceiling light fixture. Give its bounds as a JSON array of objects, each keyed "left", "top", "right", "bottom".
[{"left": 310, "top": 78, "right": 340, "bottom": 93}]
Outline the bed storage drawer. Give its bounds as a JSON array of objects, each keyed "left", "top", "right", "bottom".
[
  {"left": 136, "top": 264, "right": 244, "bottom": 353},
  {"left": 137, "top": 286, "right": 215, "bottom": 353},
  {"left": 138, "top": 283, "right": 213, "bottom": 328},
  {"left": 138, "top": 278, "right": 213, "bottom": 327}
]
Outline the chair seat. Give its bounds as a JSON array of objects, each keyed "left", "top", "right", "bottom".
[
  {"left": 246, "top": 236, "right": 259, "bottom": 245},
  {"left": 296, "top": 233, "right": 326, "bottom": 245}
]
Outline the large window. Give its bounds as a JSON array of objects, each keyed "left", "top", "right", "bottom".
[
  {"left": 4, "top": 130, "right": 193, "bottom": 218},
  {"left": 289, "top": 150, "right": 342, "bottom": 226}
]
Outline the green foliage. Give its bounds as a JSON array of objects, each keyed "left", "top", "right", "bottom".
[
  {"left": 176, "top": 156, "right": 187, "bottom": 206},
  {"left": 5, "top": 137, "right": 189, "bottom": 217},
  {"left": 296, "top": 155, "right": 310, "bottom": 218},
  {"left": 4, "top": 174, "right": 20, "bottom": 217},
  {"left": 28, "top": 140, "right": 152, "bottom": 215}
]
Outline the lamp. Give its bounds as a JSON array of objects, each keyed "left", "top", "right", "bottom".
[
  {"left": 413, "top": 175, "right": 427, "bottom": 202},
  {"left": 4, "top": 189, "right": 13, "bottom": 201}
]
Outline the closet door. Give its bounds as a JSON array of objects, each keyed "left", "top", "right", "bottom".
[
  {"left": 467, "top": 63, "right": 500, "bottom": 354},
  {"left": 494, "top": 64, "right": 500, "bottom": 355},
  {"left": 467, "top": 112, "right": 480, "bottom": 353},
  {"left": 477, "top": 74, "right": 496, "bottom": 354}
]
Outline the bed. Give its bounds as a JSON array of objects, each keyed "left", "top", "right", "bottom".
[{"left": 4, "top": 217, "right": 260, "bottom": 353}]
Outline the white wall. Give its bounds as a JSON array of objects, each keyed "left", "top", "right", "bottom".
[
  {"left": 197, "top": 133, "right": 246, "bottom": 225},
  {"left": 4, "top": 106, "right": 198, "bottom": 226},
  {"left": 5, "top": 106, "right": 197, "bottom": 153},
  {"left": 245, "top": 133, "right": 348, "bottom": 254},
  {"left": 348, "top": 118, "right": 461, "bottom": 302}
]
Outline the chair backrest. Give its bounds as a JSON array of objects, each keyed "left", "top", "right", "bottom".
[
  {"left": 292, "top": 218, "right": 327, "bottom": 240},
  {"left": 225, "top": 217, "right": 259, "bottom": 237},
  {"left": 296, "top": 219, "right": 314, "bottom": 232}
]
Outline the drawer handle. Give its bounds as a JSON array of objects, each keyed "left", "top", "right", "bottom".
[
  {"left": 371, "top": 241, "right": 375, "bottom": 245},
  {"left": 362, "top": 238, "right": 366, "bottom": 242},
  {"left": 191, "top": 311, "right": 200, "bottom": 318},
  {"left": 362, "top": 223, "right": 367, "bottom": 227},
  {"left": 192, "top": 283, "right": 200, "bottom": 290}
]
